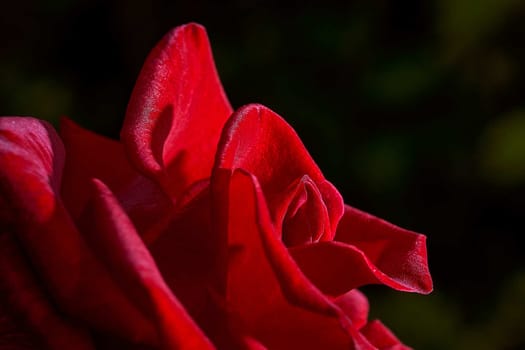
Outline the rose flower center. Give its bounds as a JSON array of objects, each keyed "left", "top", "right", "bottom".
[{"left": 281, "top": 175, "right": 332, "bottom": 247}]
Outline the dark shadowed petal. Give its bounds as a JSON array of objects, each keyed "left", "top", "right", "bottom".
[
  {"left": 143, "top": 181, "right": 219, "bottom": 328},
  {"left": 335, "top": 205, "right": 432, "bottom": 294},
  {"left": 80, "top": 179, "right": 214, "bottom": 349},
  {"left": 60, "top": 118, "right": 172, "bottom": 233},
  {"left": 211, "top": 169, "right": 374, "bottom": 350},
  {"left": 0, "top": 306, "right": 41, "bottom": 350},
  {"left": 122, "top": 23, "right": 233, "bottom": 199},
  {"left": 0, "top": 117, "right": 158, "bottom": 345},
  {"left": 361, "top": 320, "right": 412, "bottom": 350},
  {"left": 214, "top": 104, "right": 344, "bottom": 240},
  {"left": 0, "top": 231, "right": 94, "bottom": 350}
]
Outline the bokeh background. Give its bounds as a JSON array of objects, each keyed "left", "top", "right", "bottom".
[{"left": 1, "top": 1, "right": 524, "bottom": 349}]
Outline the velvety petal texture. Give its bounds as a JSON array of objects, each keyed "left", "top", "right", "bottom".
[
  {"left": 0, "top": 22, "right": 432, "bottom": 350},
  {"left": 122, "top": 23, "right": 233, "bottom": 199}
]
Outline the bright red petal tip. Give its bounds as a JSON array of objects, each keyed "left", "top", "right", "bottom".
[
  {"left": 122, "top": 23, "right": 233, "bottom": 199},
  {"left": 291, "top": 205, "right": 433, "bottom": 296},
  {"left": 335, "top": 205, "right": 433, "bottom": 294}
]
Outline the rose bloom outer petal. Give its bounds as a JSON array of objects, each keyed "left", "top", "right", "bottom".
[
  {"left": 79, "top": 179, "right": 214, "bottom": 349},
  {"left": 289, "top": 240, "right": 426, "bottom": 297},
  {"left": 333, "top": 289, "right": 370, "bottom": 330},
  {"left": 211, "top": 168, "right": 373, "bottom": 350},
  {"left": 122, "top": 23, "right": 233, "bottom": 199},
  {"left": 0, "top": 117, "right": 158, "bottom": 345},
  {"left": 289, "top": 204, "right": 432, "bottom": 296},
  {"left": 361, "top": 320, "right": 412, "bottom": 350},
  {"left": 60, "top": 117, "right": 172, "bottom": 233},
  {"left": 335, "top": 205, "right": 433, "bottom": 294},
  {"left": 214, "top": 103, "right": 344, "bottom": 238}
]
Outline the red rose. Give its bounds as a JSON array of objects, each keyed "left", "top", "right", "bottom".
[{"left": 0, "top": 23, "right": 432, "bottom": 349}]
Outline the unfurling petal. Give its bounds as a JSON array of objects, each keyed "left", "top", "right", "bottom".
[{"left": 214, "top": 104, "right": 343, "bottom": 242}]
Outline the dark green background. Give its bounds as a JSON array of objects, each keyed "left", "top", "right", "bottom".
[{"left": 1, "top": 1, "right": 524, "bottom": 349}]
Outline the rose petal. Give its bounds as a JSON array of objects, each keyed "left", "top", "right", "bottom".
[
  {"left": 122, "top": 23, "right": 233, "bottom": 198},
  {"left": 361, "top": 320, "right": 412, "bottom": 350},
  {"left": 80, "top": 179, "right": 214, "bottom": 349},
  {"left": 334, "top": 289, "right": 370, "bottom": 330},
  {"left": 211, "top": 169, "right": 373, "bottom": 349},
  {"left": 0, "top": 117, "right": 64, "bottom": 224},
  {"left": 282, "top": 175, "right": 332, "bottom": 246},
  {"left": 60, "top": 118, "right": 171, "bottom": 233},
  {"left": 335, "top": 205, "right": 433, "bottom": 294},
  {"left": 146, "top": 182, "right": 218, "bottom": 324},
  {"left": 214, "top": 104, "right": 344, "bottom": 240},
  {"left": 0, "top": 231, "right": 94, "bottom": 350},
  {"left": 290, "top": 240, "right": 429, "bottom": 296},
  {"left": 0, "top": 117, "right": 157, "bottom": 344}
]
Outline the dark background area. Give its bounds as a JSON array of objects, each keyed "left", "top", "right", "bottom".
[{"left": 1, "top": 1, "right": 524, "bottom": 349}]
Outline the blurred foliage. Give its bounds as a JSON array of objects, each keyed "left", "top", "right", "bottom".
[
  {"left": 480, "top": 110, "right": 525, "bottom": 186},
  {"left": 1, "top": 0, "right": 524, "bottom": 349}
]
